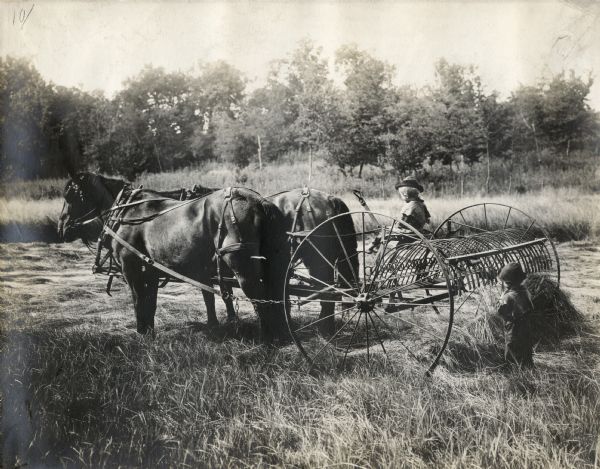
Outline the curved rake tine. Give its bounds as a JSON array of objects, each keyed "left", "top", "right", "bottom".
[{"left": 365, "top": 220, "right": 397, "bottom": 295}]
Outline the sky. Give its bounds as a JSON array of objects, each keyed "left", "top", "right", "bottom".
[{"left": 2, "top": 0, "right": 600, "bottom": 108}]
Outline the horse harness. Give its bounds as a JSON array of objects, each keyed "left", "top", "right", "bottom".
[{"left": 93, "top": 186, "right": 258, "bottom": 298}]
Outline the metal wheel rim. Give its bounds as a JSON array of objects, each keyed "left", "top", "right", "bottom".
[{"left": 284, "top": 210, "right": 455, "bottom": 374}]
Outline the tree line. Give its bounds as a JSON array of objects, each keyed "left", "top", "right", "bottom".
[{"left": 1, "top": 40, "right": 599, "bottom": 181}]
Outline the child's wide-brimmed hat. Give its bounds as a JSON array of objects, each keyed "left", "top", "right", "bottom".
[
  {"left": 498, "top": 262, "right": 527, "bottom": 284},
  {"left": 395, "top": 176, "right": 424, "bottom": 192}
]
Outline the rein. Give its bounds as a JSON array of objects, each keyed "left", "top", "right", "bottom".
[{"left": 93, "top": 186, "right": 259, "bottom": 297}]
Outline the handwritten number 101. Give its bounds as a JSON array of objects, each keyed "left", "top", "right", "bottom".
[{"left": 13, "top": 4, "right": 35, "bottom": 29}]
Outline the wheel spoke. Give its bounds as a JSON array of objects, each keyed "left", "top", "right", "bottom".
[
  {"left": 365, "top": 308, "right": 370, "bottom": 363},
  {"left": 304, "top": 238, "right": 355, "bottom": 289},
  {"left": 342, "top": 311, "right": 363, "bottom": 368},
  {"left": 291, "top": 270, "right": 355, "bottom": 300},
  {"left": 361, "top": 212, "right": 367, "bottom": 291},
  {"left": 370, "top": 309, "right": 420, "bottom": 362},
  {"left": 449, "top": 219, "right": 488, "bottom": 234},
  {"left": 332, "top": 220, "right": 360, "bottom": 287},
  {"left": 311, "top": 309, "right": 362, "bottom": 362},
  {"left": 373, "top": 304, "right": 444, "bottom": 342},
  {"left": 367, "top": 312, "right": 387, "bottom": 355},
  {"left": 292, "top": 303, "right": 358, "bottom": 334},
  {"left": 366, "top": 273, "right": 441, "bottom": 303},
  {"left": 484, "top": 204, "right": 489, "bottom": 231}
]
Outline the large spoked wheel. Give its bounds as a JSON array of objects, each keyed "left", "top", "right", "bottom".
[
  {"left": 284, "top": 211, "right": 454, "bottom": 374},
  {"left": 427, "top": 203, "right": 561, "bottom": 369},
  {"left": 432, "top": 203, "right": 560, "bottom": 285}
]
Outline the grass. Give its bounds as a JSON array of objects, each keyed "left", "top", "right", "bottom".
[
  {"left": 1, "top": 224, "right": 599, "bottom": 467},
  {"left": 2, "top": 186, "right": 597, "bottom": 242},
  {"left": 2, "top": 305, "right": 599, "bottom": 467}
]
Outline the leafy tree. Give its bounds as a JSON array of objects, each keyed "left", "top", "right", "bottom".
[
  {"left": 332, "top": 44, "right": 394, "bottom": 176},
  {"left": 189, "top": 61, "right": 246, "bottom": 162},
  {"left": 510, "top": 84, "right": 545, "bottom": 157},
  {"left": 212, "top": 111, "right": 257, "bottom": 167},
  {"left": 0, "top": 57, "right": 53, "bottom": 178},
  {"left": 286, "top": 40, "right": 341, "bottom": 151},
  {"left": 429, "top": 59, "right": 486, "bottom": 165},
  {"left": 539, "top": 71, "right": 596, "bottom": 156},
  {"left": 117, "top": 66, "right": 199, "bottom": 172},
  {"left": 383, "top": 88, "right": 446, "bottom": 173}
]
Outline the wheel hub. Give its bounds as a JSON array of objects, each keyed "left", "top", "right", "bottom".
[{"left": 354, "top": 293, "right": 375, "bottom": 312}]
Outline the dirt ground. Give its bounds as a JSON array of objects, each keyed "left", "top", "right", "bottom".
[
  {"left": 1, "top": 240, "right": 599, "bottom": 336},
  {"left": 0, "top": 241, "right": 259, "bottom": 336}
]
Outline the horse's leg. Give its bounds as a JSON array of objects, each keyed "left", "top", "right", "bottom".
[
  {"left": 223, "top": 287, "right": 237, "bottom": 322},
  {"left": 122, "top": 259, "right": 159, "bottom": 335},
  {"left": 222, "top": 253, "right": 278, "bottom": 342},
  {"left": 201, "top": 290, "right": 219, "bottom": 327}
]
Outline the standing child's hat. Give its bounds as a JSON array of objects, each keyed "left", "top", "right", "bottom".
[
  {"left": 498, "top": 262, "right": 527, "bottom": 284},
  {"left": 395, "top": 176, "right": 424, "bottom": 192}
]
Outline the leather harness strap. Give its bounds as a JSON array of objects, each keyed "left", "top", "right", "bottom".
[
  {"left": 94, "top": 185, "right": 259, "bottom": 299},
  {"left": 289, "top": 186, "right": 317, "bottom": 254},
  {"left": 214, "top": 187, "right": 245, "bottom": 299},
  {"left": 109, "top": 196, "right": 202, "bottom": 224}
]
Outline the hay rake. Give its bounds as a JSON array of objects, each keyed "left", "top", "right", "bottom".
[{"left": 283, "top": 202, "right": 559, "bottom": 373}]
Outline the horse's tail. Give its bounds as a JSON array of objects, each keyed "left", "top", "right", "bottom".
[
  {"left": 258, "top": 197, "right": 291, "bottom": 337},
  {"left": 330, "top": 196, "right": 359, "bottom": 285},
  {"left": 258, "top": 197, "right": 290, "bottom": 297}
]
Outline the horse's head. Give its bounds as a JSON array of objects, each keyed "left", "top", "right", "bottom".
[{"left": 58, "top": 172, "right": 126, "bottom": 242}]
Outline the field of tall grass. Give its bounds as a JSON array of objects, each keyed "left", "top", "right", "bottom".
[
  {"left": 1, "top": 239, "right": 599, "bottom": 468},
  {"left": 1, "top": 181, "right": 598, "bottom": 242},
  {"left": 3, "top": 325, "right": 599, "bottom": 468},
  {"left": 1, "top": 159, "right": 600, "bottom": 466}
]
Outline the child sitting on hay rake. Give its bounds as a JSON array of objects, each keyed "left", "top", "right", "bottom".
[
  {"left": 497, "top": 262, "right": 536, "bottom": 369},
  {"left": 366, "top": 176, "right": 431, "bottom": 253}
]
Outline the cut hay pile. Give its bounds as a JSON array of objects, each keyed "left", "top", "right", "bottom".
[
  {"left": 525, "top": 274, "right": 586, "bottom": 345},
  {"left": 441, "top": 275, "right": 586, "bottom": 371}
]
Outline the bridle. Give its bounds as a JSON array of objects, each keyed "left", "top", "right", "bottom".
[{"left": 61, "top": 181, "right": 110, "bottom": 248}]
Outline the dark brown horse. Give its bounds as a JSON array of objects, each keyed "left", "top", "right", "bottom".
[
  {"left": 58, "top": 173, "right": 289, "bottom": 340},
  {"left": 268, "top": 188, "right": 359, "bottom": 333},
  {"left": 57, "top": 174, "right": 237, "bottom": 322}
]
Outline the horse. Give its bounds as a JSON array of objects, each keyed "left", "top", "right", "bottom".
[
  {"left": 267, "top": 188, "right": 359, "bottom": 334},
  {"left": 58, "top": 172, "right": 290, "bottom": 341},
  {"left": 57, "top": 173, "right": 237, "bottom": 322}
]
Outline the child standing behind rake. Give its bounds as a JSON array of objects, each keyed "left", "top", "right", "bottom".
[{"left": 497, "top": 262, "right": 536, "bottom": 369}]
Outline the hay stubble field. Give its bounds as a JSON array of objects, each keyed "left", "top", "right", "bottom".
[
  {"left": 1, "top": 169, "right": 600, "bottom": 467},
  {"left": 1, "top": 234, "right": 600, "bottom": 467}
]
